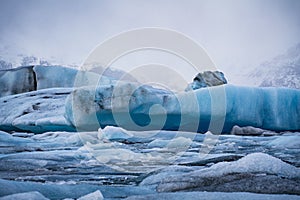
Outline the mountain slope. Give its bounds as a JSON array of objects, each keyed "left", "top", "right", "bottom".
[{"left": 249, "top": 43, "right": 300, "bottom": 89}]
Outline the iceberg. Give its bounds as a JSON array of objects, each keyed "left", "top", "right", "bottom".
[
  {"left": 0, "top": 66, "right": 36, "bottom": 97},
  {"left": 1, "top": 68, "right": 299, "bottom": 134},
  {"left": 0, "top": 65, "right": 137, "bottom": 98},
  {"left": 33, "top": 65, "right": 115, "bottom": 90},
  {"left": 34, "top": 65, "right": 79, "bottom": 89},
  {"left": 66, "top": 83, "right": 300, "bottom": 133}
]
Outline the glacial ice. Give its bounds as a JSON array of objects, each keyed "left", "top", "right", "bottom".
[
  {"left": 0, "top": 66, "right": 36, "bottom": 97},
  {"left": 66, "top": 83, "right": 300, "bottom": 133},
  {"left": 157, "top": 152, "right": 300, "bottom": 193},
  {"left": 0, "top": 178, "right": 154, "bottom": 199},
  {"left": 100, "top": 126, "right": 134, "bottom": 140},
  {"left": 230, "top": 125, "right": 265, "bottom": 136},
  {"left": 196, "top": 152, "right": 300, "bottom": 178},
  {"left": 0, "top": 88, "right": 75, "bottom": 133},
  {"left": 185, "top": 71, "right": 227, "bottom": 91},
  {"left": 266, "top": 133, "right": 300, "bottom": 149},
  {"left": 0, "top": 191, "right": 49, "bottom": 200},
  {"left": 34, "top": 65, "right": 79, "bottom": 89},
  {"left": 33, "top": 65, "right": 114, "bottom": 90},
  {"left": 0, "top": 65, "right": 137, "bottom": 98},
  {"left": 1, "top": 67, "right": 299, "bottom": 134},
  {"left": 80, "top": 136, "right": 192, "bottom": 172},
  {"left": 1, "top": 127, "right": 300, "bottom": 198},
  {"left": 0, "top": 190, "right": 105, "bottom": 200},
  {"left": 77, "top": 190, "right": 103, "bottom": 200},
  {"left": 1, "top": 64, "right": 300, "bottom": 199},
  {"left": 147, "top": 137, "right": 192, "bottom": 149},
  {"left": 125, "top": 192, "right": 300, "bottom": 200}
]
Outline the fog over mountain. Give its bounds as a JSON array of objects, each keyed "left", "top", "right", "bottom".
[
  {"left": 248, "top": 43, "right": 300, "bottom": 89},
  {"left": 0, "top": 0, "right": 300, "bottom": 86}
]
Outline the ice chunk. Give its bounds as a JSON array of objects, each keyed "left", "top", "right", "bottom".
[
  {"left": 0, "top": 88, "right": 75, "bottom": 133},
  {"left": 100, "top": 126, "right": 133, "bottom": 140},
  {"left": 77, "top": 190, "right": 103, "bottom": 200},
  {"left": 185, "top": 71, "right": 227, "bottom": 91},
  {"left": 267, "top": 134, "right": 300, "bottom": 149},
  {"left": 0, "top": 66, "right": 36, "bottom": 97},
  {"left": 157, "top": 153, "right": 300, "bottom": 193},
  {"left": 0, "top": 191, "right": 49, "bottom": 200},
  {"left": 65, "top": 84, "right": 300, "bottom": 133},
  {"left": 80, "top": 132, "right": 193, "bottom": 172},
  {"left": 231, "top": 125, "right": 265, "bottom": 136},
  {"left": 34, "top": 65, "right": 113, "bottom": 89},
  {"left": 34, "top": 65, "right": 79, "bottom": 89},
  {"left": 201, "top": 152, "right": 300, "bottom": 178},
  {"left": 33, "top": 65, "right": 137, "bottom": 90},
  {"left": 148, "top": 137, "right": 192, "bottom": 150},
  {"left": 0, "top": 178, "right": 154, "bottom": 199}
]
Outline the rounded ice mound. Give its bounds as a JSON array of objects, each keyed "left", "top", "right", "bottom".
[
  {"left": 99, "top": 126, "right": 133, "bottom": 140},
  {"left": 231, "top": 125, "right": 265, "bottom": 136},
  {"left": 203, "top": 152, "right": 300, "bottom": 179},
  {"left": 157, "top": 152, "right": 300, "bottom": 193}
]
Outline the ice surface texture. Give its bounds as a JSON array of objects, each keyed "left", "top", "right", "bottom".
[
  {"left": 0, "top": 65, "right": 136, "bottom": 97},
  {"left": 1, "top": 128, "right": 300, "bottom": 198},
  {"left": 1, "top": 78, "right": 299, "bottom": 134},
  {"left": 34, "top": 65, "right": 116, "bottom": 90},
  {"left": 66, "top": 83, "right": 300, "bottom": 133},
  {"left": 156, "top": 152, "right": 300, "bottom": 193},
  {"left": 0, "top": 88, "right": 75, "bottom": 133},
  {"left": 0, "top": 66, "right": 36, "bottom": 97}
]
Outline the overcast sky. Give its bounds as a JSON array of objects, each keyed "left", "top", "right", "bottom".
[{"left": 0, "top": 0, "right": 299, "bottom": 83}]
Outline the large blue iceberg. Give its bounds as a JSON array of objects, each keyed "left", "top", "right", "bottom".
[{"left": 65, "top": 83, "right": 300, "bottom": 133}]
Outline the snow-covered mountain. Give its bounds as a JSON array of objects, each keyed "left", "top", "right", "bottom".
[
  {"left": 249, "top": 43, "right": 300, "bottom": 89},
  {"left": 0, "top": 55, "right": 79, "bottom": 69},
  {"left": 0, "top": 44, "right": 79, "bottom": 69}
]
